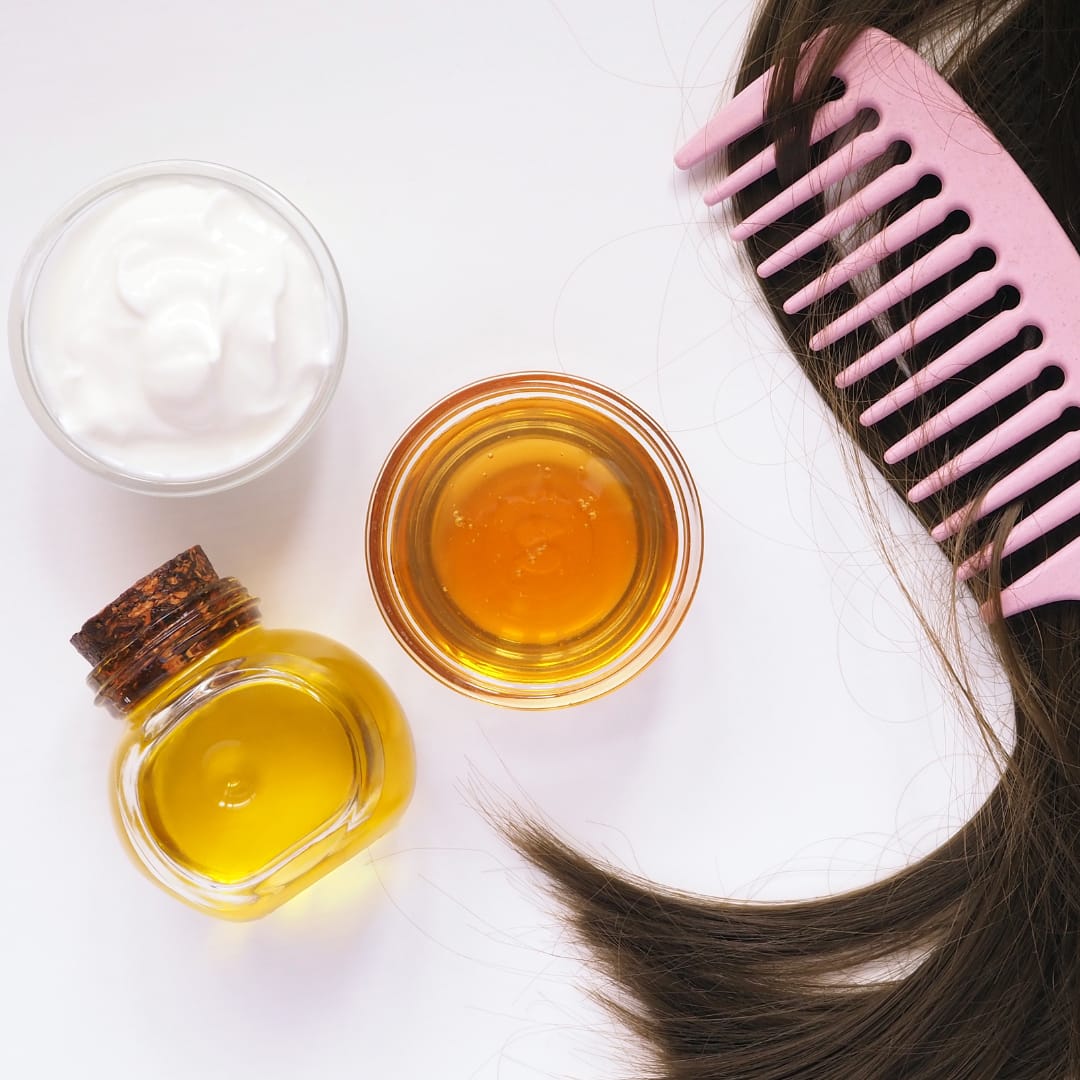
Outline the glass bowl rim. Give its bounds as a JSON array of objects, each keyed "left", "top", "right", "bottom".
[{"left": 366, "top": 370, "right": 704, "bottom": 709}]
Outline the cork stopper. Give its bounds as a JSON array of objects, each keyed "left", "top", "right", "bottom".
[
  {"left": 72, "top": 546, "right": 222, "bottom": 665},
  {"left": 73, "top": 546, "right": 260, "bottom": 713}
]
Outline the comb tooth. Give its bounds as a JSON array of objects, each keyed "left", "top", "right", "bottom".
[
  {"left": 906, "top": 391, "right": 1065, "bottom": 503},
  {"left": 859, "top": 305, "right": 1024, "bottom": 424},
  {"left": 997, "top": 533, "right": 1080, "bottom": 619},
  {"left": 939, "top": 429, "right": 1080, "bottom": 546},
  {"left": 837, "top": 274, "right": 1003, "bottom": 390},
  {"left": 704, "top": 145, "right": 779, "bottom": 207},
  {"left": 766, "top": 166, "right": 933, "bottom": 284},
  {"left": 730, "top": 127, "right": 895, "bottom": 242},
  {"left": 675, "top": 69, "right": 772, "bottom": 170},
  {"left": 958, "top": 467, "right": 1080, "bottom": 581},
  {"left": 809, "top": 231, "right": 980, "bottom": 351},
  {"left": 886, "top": 354, "right": 1049, "bottom": 467},
  {"left": 677, "top": 33, "right": 837, "bottom": 171},
  {"left": 959, "top": 514, "right": 1037, "bottom": 583},
  {"left": 704, "top": 95, "right": 862, "bottom": 206}
]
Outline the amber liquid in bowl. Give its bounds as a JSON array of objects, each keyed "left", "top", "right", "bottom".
[{"left": 370, "top": 375, "right": 695, "bottom": 703}]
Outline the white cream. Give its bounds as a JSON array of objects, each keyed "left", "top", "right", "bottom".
[{"left": 27, "top": 174, "right": 340, "bottom": 482}]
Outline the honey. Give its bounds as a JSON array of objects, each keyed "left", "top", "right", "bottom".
[
  {"left": 368, "top": 373, "right": 704, "bottom": 706},
  {"left": 73, "top": 548, "right": 414, "bottom": 919},
  {"left": 430, "top": 434, "right": 640, "bottom": 645}
]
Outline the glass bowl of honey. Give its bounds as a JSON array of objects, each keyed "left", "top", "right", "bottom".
[{"left": 366, "top": 372, "right": 703, "bottom": 708}]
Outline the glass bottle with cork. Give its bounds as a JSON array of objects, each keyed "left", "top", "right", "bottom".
[{"left": 72, "top": 546, "right": 414, "bottom": 919}]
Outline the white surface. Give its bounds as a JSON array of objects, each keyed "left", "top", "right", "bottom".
[{"left": 0, "top": 3, "right": 1012, "bottom": 1079}]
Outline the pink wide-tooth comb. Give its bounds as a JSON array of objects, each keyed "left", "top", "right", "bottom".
[{"left": 677, "top": 28, "right": 1080, "bottom": 620}]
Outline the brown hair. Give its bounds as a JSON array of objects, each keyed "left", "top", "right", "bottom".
[{"left": 508, "top": 1, "right": 1080, "bottom": 1076}]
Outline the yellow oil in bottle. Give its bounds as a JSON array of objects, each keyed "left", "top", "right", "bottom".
[
  {"left": 117, "top": 625, "right": 414, "bottom": 916},
  {"left": 389, "top": 393, "right": 680, "bottom": 686},
  {"left": 140, "top": 678, "right": 357, "bottom": 884}
]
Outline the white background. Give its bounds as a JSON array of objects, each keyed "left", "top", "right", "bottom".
[{"left": 0, "top": 2, "right": 1012, "bottom": 1078}]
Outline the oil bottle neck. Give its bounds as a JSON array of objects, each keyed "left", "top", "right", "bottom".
[{"left": 71, "top": 546, "right": 261, "bottom": 715}]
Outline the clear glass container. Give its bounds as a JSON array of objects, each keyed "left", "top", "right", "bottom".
[
  {"left": 72, "top": 546, "right": 413, "bottom": 920},
  {"left": 9, "top": 160, "right": 347, "bottom": 496},
  {"left": 367, "top": 372, "right": 703, "bottom": 708}
]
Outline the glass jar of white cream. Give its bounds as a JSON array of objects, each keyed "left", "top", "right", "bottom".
[{"left": 8, "top": 161, "right": 346, "bottom": 495}]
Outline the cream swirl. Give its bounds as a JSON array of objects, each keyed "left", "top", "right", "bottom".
[{"left": 27, "top": 174, "right": 338, "bottom": 482}]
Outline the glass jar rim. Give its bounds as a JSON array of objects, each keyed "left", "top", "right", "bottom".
[
  {"left": 8, "top": 159, "right": 348, "bottom": 496},
  {"left": 366, "top": 370, "right": 704, "bottom": 709}
]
